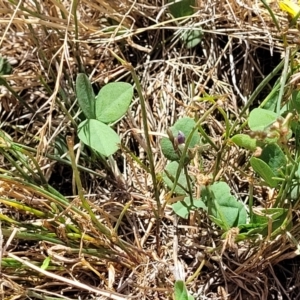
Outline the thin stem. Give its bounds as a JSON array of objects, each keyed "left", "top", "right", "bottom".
[
  {"left": 108, "top": 52, "right": 161, "bottom": 207},
  {"left": 130, "top": 68, "right": 161, "bottom": 215},
  {"left": 66, "top": 136, "right": 111, "bottom": 237},
  {"left": 183, "top": 164, "right": 193, "bottom": 206},
  {"left": 248, "top": 177, "right": 254, "bottom": 221},
  {"left": 276, "top": 47, "right": 290, "bottom": 114},
  {"left": 130, "top": 67, "right": 162, "bottom": 255},
  {"left": 66, "top": 133, "right": 138, "bottom": 261}
]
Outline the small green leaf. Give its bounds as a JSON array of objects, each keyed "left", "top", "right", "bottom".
[
  {"left": 41, "top": 256, "right": 51, "bottom": 270},
  {"left": 96, "top": 82, "right": 133, "bottom": 123},
  {"left": 289, "top": 182, "right": 300, "bottom": 200},
  {"left": 0, "top": 57, "right": 12, "bottom": 75},
  {"left": 262, "top": 90, "right": 279, "bottom": 111},
  {"left": 78, "top": 119, "right": 120, "bottom": 157},
  {"left": 231, "top": 134, "right": 257, "bottom": 151},
  {"left": 174, "top": 280, "right": 194, "bottom": 300},
  {"left": 248, "top": 108, "right": 278, "bottom": 131},
  {"left": 238, "top": 223, "right": 267, "bottom": 235},
  {"left": 172, "top": 197, "right": 207, "bottom": 219},
  {"left": 289, "top": 90, "right": 300, "bottom": 114},
  {"left": 168, "top": 0, "right": 195, "bottom": 18},
  {"left": 160, "top": 137, "right": 179, "bottom": 161},
  {"left": 259, "top": 143, "right": 286, "bottom": 177},
  {"left": 76, "top": 73, "right": 96, "bottom": 119},
  {"left": 250, "top": 157, "right": 278, "bottom": 187},
  {"left": 163, "top": 161, "right": 188, "bottom": 195},
  {"left": 251, "top": 208, "right": 291, "bottom": 237},
  {"left": 252, "top": 208, "right": 284, "bottom": 224},
  {"left": 206, "top": 182, "right": 247, "bottom": 230},
  {"left": 182, "top": 29, "right": 203, "bottom": 48},
  {"left": 291, "top": 121, "right": 300, "bottom": 150},
  {"left": 209, "top": 181, "right": 230, "bottom": 198}
]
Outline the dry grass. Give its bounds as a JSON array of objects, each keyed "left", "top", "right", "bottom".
[{"left": 1, "top": 0, "right": 300, "bottom": 299}]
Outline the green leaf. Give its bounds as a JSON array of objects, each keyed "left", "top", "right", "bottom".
[
  {"left": 160, "top": 117, "right": 200, "bottom": 161},
  {"left": 172, "top": 197, "right": 207, "bottom": 219},
  {"left": 168, "top": 0, "right": 195, "bottom": 18},
  {"left": 168, "top": 0, "right": 202, "bottom": 48},
  {"left": 41, "top": 256, "right": 51, "bottom": 270},
  {"left": 259, "top": 143, "right": 286, "bottom": 177},
  {"left": 78, "top": 119, "right": 120, "bottom": 157},
  {"left": 262, "top": 90, "right": 279, "bottom": 111},
  {"left": 231, "top": 134, "right": 257, "bottom": 151},
  {"left": 289, "top": 90, "right": 300, "bottom": 114},
  {"left": 160, "top": 137, "right": 179, "bottom": 161},
  {"left": 54, "top": 136, "right": 70, "bottom": 160},
  {"left": 291, "top": 120, "right": 300, "bottom": 150},
  {"left": 250, "top": 157, "right": 278, "bottom": 187},
  {"left": 96, "top": 82, "right": 133, "bottom": 123},
  {"left": 182, "top": 29, "right": 203, "bottom": 48},
  {"left": 209, "top": 181, "right": 231, "bottom": 198},
  {"left": 238, "top": 223, "right": 267, "bottom": 236},
  {"left": 251, "top": 208, "right": 291, "bottom": 237},
  {"left": 289, "top": 180, "right": 300, "bottom": 200},
  {"left": 248, "top": 108, "right": 278, "bottom": 131},
  {"left": 76, "top": 73, "right": 96, "bottom": 119},
  {"left": 162, "top": 161, "right": 188, "bottom": 195},
  {"left": 174, "top": 280, "right": 194, "bottom": 300},
  {"left": 252, "top": 208, "right": 285, "bottom": 224},
  {"left": 207, "top": 182, "right": 247, "bottom": 230},
  {"left": 0, "top": 57, "right": 12, "bottom": 75}
]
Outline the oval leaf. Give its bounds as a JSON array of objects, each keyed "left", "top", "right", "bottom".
[
  {"left": 182, "top": 29, "right": 203, "bottom": 49},
  {"left": 208, "top": 182, "right": 247, "bottom": 230},
  {"left": 290, "top": 90, "right": 300, "bottom": 114},
  {"left": 174, "top": 280, "right": 191, "bottom": 300},
  {"left": 160, "top": 137, "right": 179, "bottom": 161},
  {"left": 78, "top": 119, "right": 120, "bottom": 157},
  {"left": 250, "top": 157, "right": 278, "bottom": 187},
  {"left": 259, "top": 143, "right": 286, "bottom": 176},
  {"left": 162, "top": 161, "right": 188, "bottom": 195},
  {"left": 96, "top": 82, "right": 133, "bottom": 123},
  {"left": 168, "top": 0, "right": 195, "bottom": 18},
  {"left": 172, "top": 197, "right": 207, "bottom": 219},
  {"left": 76, "top": 73, "right": 96, "bottom": 119},
  {"left": 248, "top": 108, "right": 278, "bottom": 131},
  {"left": 231, "top": 134, "right": 257, "bottom": 151}
]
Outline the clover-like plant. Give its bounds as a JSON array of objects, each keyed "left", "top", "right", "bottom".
[
  {"left": 160, "top": 110, "right": 292, "bottom": 241},
  {"left": 76, "top": 74, "right": 133, "bottom": 157},
  {"left": 160, "top": 116, "right": 248, "bottom": 232},
  {"left": 231, "top": 107, "right": 294, "bottom": 189},
  {"left": 230, "top": 103, "right": 297, "bottom": 239}
]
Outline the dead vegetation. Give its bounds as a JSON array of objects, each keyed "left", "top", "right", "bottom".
[{"left": 0, "top": 0, "right": 300, "bottom": 299}]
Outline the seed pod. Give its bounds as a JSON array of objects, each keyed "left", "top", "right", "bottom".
[{"left": 167, "top": 128, "right": 174, "bottom": 144}]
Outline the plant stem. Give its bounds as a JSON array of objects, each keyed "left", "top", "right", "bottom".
[
  {"left": 276, "top": 47, "right": 290, "bottom": 114},
  {"left": 67, "top": 125, "right": 140, "bottom": 262},
  {"left": 129, "top": 67, "right": 162, "bottom": 254},
  {"left": 130, "top": 69, "right": 161, "bottom": 212},
  {"left": 184, "top": 164, "right": 193, "bottom": 206}
]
